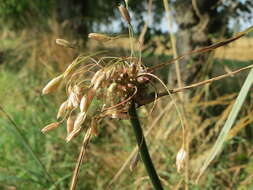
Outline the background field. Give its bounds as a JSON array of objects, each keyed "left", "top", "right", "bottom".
[{"left": 0, "top": 1, "right": 253, "bottom": 190}]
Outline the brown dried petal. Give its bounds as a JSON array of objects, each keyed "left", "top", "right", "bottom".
[{"left": 42, "top": 75, "right": 63, "bottom": 95}]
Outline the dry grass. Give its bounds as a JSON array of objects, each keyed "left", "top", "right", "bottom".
[
  {"left": 1, "top": 18, "right": 253, "bottom": 190},
  {"left": 88, "top": 36, "right": 253, "bottom": 61}
]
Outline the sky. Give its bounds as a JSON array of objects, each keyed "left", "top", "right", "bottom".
[{"left": 99, "top": 2, "right": 253, "bottom": 34}]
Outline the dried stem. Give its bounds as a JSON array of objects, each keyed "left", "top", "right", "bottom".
[
  {"left": 162, "top": 0, "right": 183, "bottom": 98},
  {"left": 128, "top": 103, "right": 164, "bottom": 190},
  {"left": 70, "top": 128, "right": 92, "bottom": 190},
  {"left": 147, "top": 25, "right": 253, "bottom": 72},
  {"left": 138, "top": 64, "right": 253, "bottom": 106}
]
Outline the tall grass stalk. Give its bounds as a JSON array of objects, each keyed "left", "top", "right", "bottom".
[
  {"left": 0, "top": 106, "right": 53, "bottom": 184},
  {"left": 196, "top": 68, "right": 253, "bottom": 182}
]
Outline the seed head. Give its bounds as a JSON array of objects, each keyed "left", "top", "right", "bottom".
[
  {"left": 56, "top": 39, "right": 75, "bottom": 49},
  {"left": 66, "top": 127, "right": 82, "bottom": 142},
  {"left": 80, "top": 95, "right": 88, "bottom": 113},
  {"left": 88, "top": 33, "right": 112, "bottom": 42},
  {"left": 73, "top": 112, "right": 87, "bottom": 131},
  {"left": 41, "top": 122, "right": 60, "bottom": 134},
  {"left": 118, "top": 4, "right": 131, "bottom": 24},
  {"left": 68, "top": 88, "right": 81, "bottom": 109},
  {"left": 57, "top": 100, "right": 68, "bottom": 119},
  {"left": 42, "top": 75, "right": 63, "bottom": 95},
  {"left": 66, "top": 116, "right": 75, "bottom": 134}
]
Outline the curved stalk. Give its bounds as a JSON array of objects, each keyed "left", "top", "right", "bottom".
[{"left": 128, "top": 103, "right": 164, "bottom": 190}]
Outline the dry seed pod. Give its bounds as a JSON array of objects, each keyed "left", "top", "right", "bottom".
[
  {"left": 93, "top": 73, "right": 105, "bottom": 90},
  {"left": 118, "top": 4, "right": 131, "bottom": 24},
  {"left": 176, "top": 147, "right": 186, "bottom": 172},
  {"left": 66, "top": 116, "right": 75, "bottom": 134},
  {"left": 66, "top": 127, "right": 82, "bottom": 142},
  {"left": 80, "top": 95, "right": 88, "bottom": 113},
  {"left": 57, "top": 100, "right": 68, "bottom": 119},
  {"left": 42, "top": 75, "right": 63, "bottom": 95},
  {"left": 90, "top": 69, "right": 103, "bottom": 85},
  {"left": 41, "top": 122, "right": 60, "bottom": 134},
  {"left": 73, "top": 112, "right": 87, "bottom": 131},
  {"left": 56, "top": 39, "right": 75, "bottom": 48},
  {"left": 68, "top": 91, "right": 80, "bottom": 108},
  {"left": 88, "top": 33, "right": 112, "bottom": 42},
  {"left": 63, "top": 58, "right": 78, "bottom": 78}
]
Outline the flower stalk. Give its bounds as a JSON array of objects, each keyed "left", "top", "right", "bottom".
[{"left": 128, "top": 102, "right": 164, "bottom": 190}]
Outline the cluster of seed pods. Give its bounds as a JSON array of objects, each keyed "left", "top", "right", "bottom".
[{"left": 41, "top": 55, "right": 150, "bottom": 142}]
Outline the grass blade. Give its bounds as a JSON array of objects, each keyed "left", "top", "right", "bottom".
[
  {"left": 0, "top": 105, "right": 53, "bottom": 184},
  {"left": 196, "top": 68, "right": 253, "bottom": 182}
]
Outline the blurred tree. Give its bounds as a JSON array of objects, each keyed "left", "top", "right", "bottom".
[
  {"left": 172, "top": 0, "right": 253, "bottom": 84},
  {"left": 1, "top": 0, "right": 252, "bottom": 82},
  {"left": 55, "top": 0, "right": 253, "bottom": 83},
  {"left": 0, "top": 0, "right": 52, "bottom": 28}
]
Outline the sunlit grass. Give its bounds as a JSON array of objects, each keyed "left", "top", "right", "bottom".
[{"left": 0, "top": 23, "right": 253, "bottom": 189}]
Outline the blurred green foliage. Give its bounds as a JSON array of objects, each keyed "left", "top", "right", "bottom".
[{"left": 0, "top": 0, "right": 52, "bottom": 28}]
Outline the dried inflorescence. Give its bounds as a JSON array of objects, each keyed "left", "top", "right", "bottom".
[{"left": 41, "top": 54, "right": 152, "bottom": 142}]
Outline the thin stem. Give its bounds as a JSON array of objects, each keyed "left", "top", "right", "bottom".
[
  {"left": 162, "top": 0, "right": 183, "bottom": 99},
  {"left": 128, "top": 103, "right": 164, "bottom": 190},
  {"left": 137, "top": 64, "right": 253, "bottom": 106},
  {"left": 70, "top": 128, "right": 92, "bottom": 190}
]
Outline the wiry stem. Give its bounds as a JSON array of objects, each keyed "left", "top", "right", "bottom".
[
  {"left": 137, "top": 64, "right": 253, "bottom": 106},
  {"left": 70, "top": 128, "right": 92, "bottom": 190},
  {"left": 128, "top": 103, "right": 164, "bottom": 190}
]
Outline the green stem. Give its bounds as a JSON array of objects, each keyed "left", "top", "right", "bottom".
[{"left": 128, "top": 103, "right": 164, "bottom": 190}]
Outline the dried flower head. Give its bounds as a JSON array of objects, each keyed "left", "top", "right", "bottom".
[{"left": 41, "top": 54, "right": 154, "bottom": 142}]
